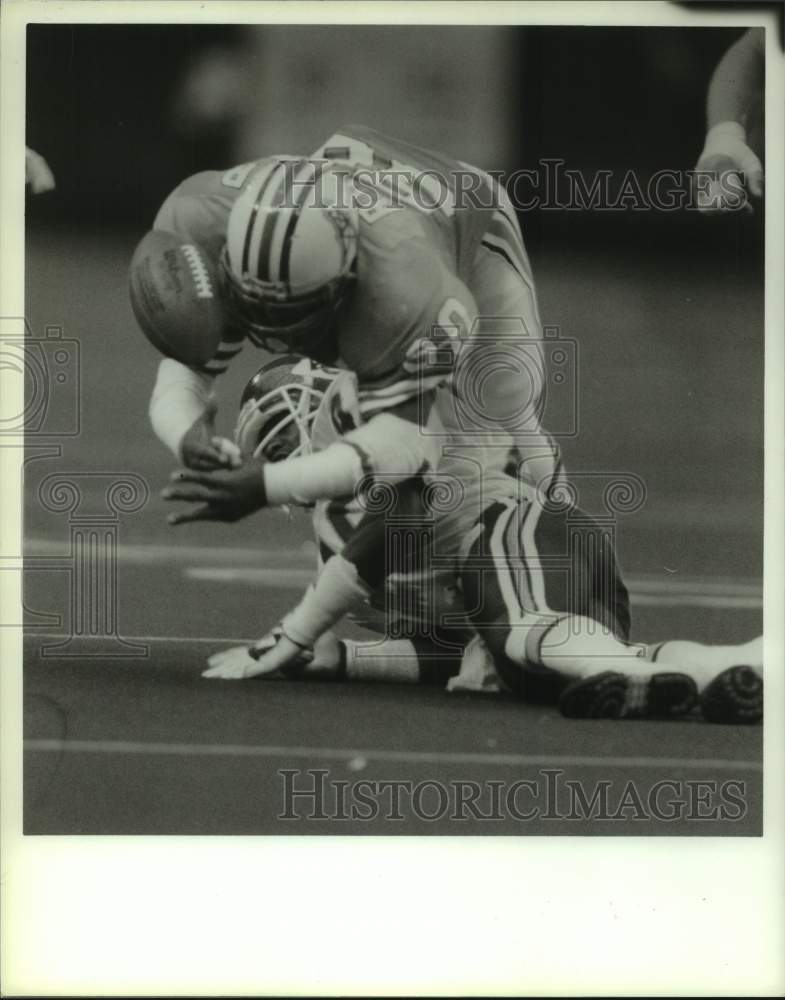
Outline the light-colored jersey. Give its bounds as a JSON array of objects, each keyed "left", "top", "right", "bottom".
[
  {"left": 312, "top": 124, "right": 498, "bottom": 285},
  {"left": 311, "top": 124, "right": 503, "bottom": 400},
  {"left": 149, "top": 128, "right": 551, "bottom": 502},
  {"left": 305, "top": 367, "right": 520, "bottom": 633},
  {"left": 150, "top": 126, "right": 509, "bottom": 405}
]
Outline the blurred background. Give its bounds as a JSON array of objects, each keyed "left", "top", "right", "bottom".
[
  {"left": 26, "top": 25, "right": 764, "bottom": 234},
  {"left": 24, "top": 24, "right": 763, "bottom": 600}
]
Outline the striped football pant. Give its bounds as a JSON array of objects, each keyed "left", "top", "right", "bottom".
[{"left": 458, "top": 498, "right": 631, "bottom": 700}]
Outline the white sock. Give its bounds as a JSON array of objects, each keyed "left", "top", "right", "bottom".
[
  {"left": 343, "top": 638, "right": 421, "bottom": 683},
  {"left": 645, "top": 637, "right": 762, "bottom": 692},
  {"left": 505, "top": 614, "right": 648, "bottom": 681}
]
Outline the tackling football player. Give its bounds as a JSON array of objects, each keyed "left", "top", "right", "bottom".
[{"left": 133, "top": 125, "right": 562, "bottom": 493}]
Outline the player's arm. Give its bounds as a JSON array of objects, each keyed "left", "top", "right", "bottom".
[
  {"left": 25, "top": 147, "right": 55, "bottom": 193},
  {"left": 202, "top": 465, "right": 456, "bottom": 682},
  {"left": 144, "top": 171, "right": 246, "bottom": 467},
  {"left": 431, "top": 267, "right": 560, "bottom": 497},
  {"left": 204, "top": 522, "right": 464, "bottom": 684},
  {"left": 148, "top": 358, "right": 240, "bottom": 469},
  {"left": 706, "top": 27, "right": 764, "bottom": 132},
  {"left": 204, "top": 619, "right": 465, "bottom": 684},
  {"left": 695, "top": 28, "right": 764, "bottom": 211},
  {"left": 162, "top": 393, "right": 442, "bottom": 522}
]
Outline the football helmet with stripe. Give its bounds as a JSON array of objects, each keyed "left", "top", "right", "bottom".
[
  {"left": 234, "top": 355, "right": 340, "bottom": 463},
  {"left": 221, "top": 158, "right": 358, "bottom": 356}
]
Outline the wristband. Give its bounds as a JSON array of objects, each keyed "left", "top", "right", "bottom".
[
  {"left": 701, "top": 121, "right": 747, "bottom": 158},
  {"left": 278, "top": 627, "right": 312, "bottom": 653}
]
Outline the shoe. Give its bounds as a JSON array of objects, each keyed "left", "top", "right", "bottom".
[
  {"left": 700, "top": 665, "right": 763, "bottom": 724},
  {"left": 559, "top": 671, "right": 698, "bottom": 720}
]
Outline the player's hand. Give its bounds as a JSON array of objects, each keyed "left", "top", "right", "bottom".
[
  {"left": 180, "top": 398, "right": 240, "bottom": 470},
  {"left": 694, "top": 136, "right": 763, "bottom": 214},
  {"left": 203, "top": 630, "right": 313, "bottom": 680},
  {"left": 25, "top": 147, "right": 55, "bottom": 194},
  {"left": 202, "top": 644, "right": 262, "bottom": 680},
  {"left": 162, "top": 456, "right": 269, "bottom": 525}
]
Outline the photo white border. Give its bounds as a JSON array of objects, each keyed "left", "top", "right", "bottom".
[{"left": 2, "top": 1, "right": 783, "bottom": 995}]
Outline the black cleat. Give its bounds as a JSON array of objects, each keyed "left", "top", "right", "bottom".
[
  {"left": 559, "top": 671, "right": 698, "bottom": 720},
  {"left": 700, "top": 666, "right": 763, "bottom": 724}
]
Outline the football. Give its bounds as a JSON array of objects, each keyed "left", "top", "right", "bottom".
[{"left": 129, "top": 229, "right": 226, "bottom": 366}]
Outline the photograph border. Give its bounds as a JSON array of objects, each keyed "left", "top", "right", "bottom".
[{"left": 2, "top": 1, "right": 784, "bottom": 995}]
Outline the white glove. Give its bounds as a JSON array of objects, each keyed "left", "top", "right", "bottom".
[
  {"left": 203, "top": 628, "right": 341, "bottom": 680},
  {"left": 202, "top": 643, "right": 263, "bottom": 680},
  {"left": 694, "top": 122, "right": 763, "bottom": 214}
]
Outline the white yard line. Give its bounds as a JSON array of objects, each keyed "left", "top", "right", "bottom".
[
  {"left": 184, "top": 566, "right": 763, "bottom": 608},
  {"left": 22, "top": 537, "right": 763, "bottom": 608},
  {"left": 24, "top": 632, "right": 256, "bottom": 646},
  {"left": 23, "top": 738, "right": 762, "bottom": 773},
  {"left": 629, "top": 577, "right": 762, "bottom": 596},
  {"left": 24, "top": 537, "right": 316, "bottom": 566},
  {"left": 632, "top": 594, "right": 762, "bottom": 609},
  {"left": 185, "top": 566, "right": 314, "bottom": 587}
]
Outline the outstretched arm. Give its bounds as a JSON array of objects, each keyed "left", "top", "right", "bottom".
[
  {"left": 705, "top": 27, "right": 765, "bottom": 132},
  {"left": 695, "top": 28, "right": 765, "bottom": 212},
  {"left": 162, "top": 394, "right": 442, "bottom": 523}
]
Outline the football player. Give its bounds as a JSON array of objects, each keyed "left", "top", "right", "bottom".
[
  {"left": 192, "top": 356, "right": 763, "bottom": 724},
  {"left": 141, "top": 125, "right": 562, "bottom": 494}
]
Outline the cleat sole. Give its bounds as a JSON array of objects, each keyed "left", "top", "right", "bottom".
[
  {"left": 700, "top": 665, "right": 763, "bottom": 724},
  {"left": 559, "top": 671, "right": 698, "bottom": 720}
]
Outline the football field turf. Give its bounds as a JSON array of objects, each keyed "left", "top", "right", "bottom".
[{"left": 19, "top": 225, "right": 764, "bottom": 835}]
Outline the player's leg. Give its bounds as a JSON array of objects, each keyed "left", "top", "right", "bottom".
[
  {"left": 538, "top": 503, "right": 763, "bottom": 724},
  {"left": 643, "top": 636, "right": 763, "bottom": 724},
  {"left": 340, "top": 628, "right": 466, "bottom": 686},
  {"left": 459, "top": 499, "right": 698, "bottom": 718},
  {"left": 644, "top": 636, "right": 762, "bottom": 681}
]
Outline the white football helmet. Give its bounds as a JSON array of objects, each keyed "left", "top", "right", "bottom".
[
  {"left": 234, "top": 354, "right": 340, "bottom": 463},
  {"left": 221, "top": 157, "right": 358, "bottom": 356}
]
